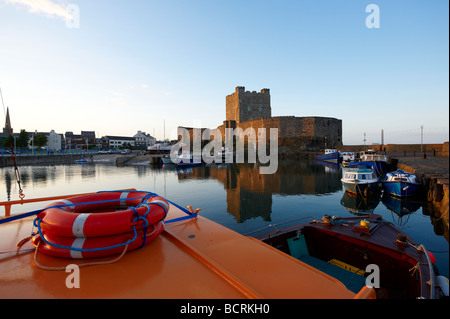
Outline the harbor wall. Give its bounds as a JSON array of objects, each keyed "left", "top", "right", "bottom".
[
  {"left": 395, "top": 157, "right": 449, "bottom": 239},
  {"left": 0, "top": 154, "right": 85, "bottom": 168},
  {"left": 340, "top": 143, "right": 448, "bottom": 156}
]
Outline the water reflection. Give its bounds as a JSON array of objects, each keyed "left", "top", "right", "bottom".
[
  {"left": 381, "top": 193, "right": 422, "bottom": 227},
  {"left": 169, "top": 160, "right": 343, "bottom": 223},
  {"left": 340, "top": 191, "right": 381, "bottom": 216}
]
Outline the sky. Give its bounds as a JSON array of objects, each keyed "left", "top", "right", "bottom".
[{"left": 0, "top": 0, "right": 448, "bottom": 145}]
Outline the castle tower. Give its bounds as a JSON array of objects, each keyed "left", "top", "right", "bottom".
[
  {"left": 226, "top": 86, "right": 271, "bottom": 124},
  {"left": 3, "top": 107, "right": 12, "bottom": 134}
]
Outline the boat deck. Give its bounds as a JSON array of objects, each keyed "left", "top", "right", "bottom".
[
  {"left": 0, "top": 195, "right": 362, "bottom": 299},
  {"left": 254, "top": 215, "right": 437, "bottom": 299}
]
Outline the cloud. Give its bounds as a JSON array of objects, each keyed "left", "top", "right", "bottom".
[{"left": 4, "top": 0, "right": 73, "bottom": 21}]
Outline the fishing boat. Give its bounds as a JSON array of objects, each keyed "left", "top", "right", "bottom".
[
  {"left": 249, "top": 214, "right": 448, "bottom": 299},
  {"left": 341, "top": 168, "right": 380, "bottom": 197},
  {"left": 381, "top": 170, "right": 422, "bottom": 198},
  {"left": 348, "top": 151, "right": 389, "bottom": 176},
  {"left": 315, "top": 149, "right": 340, "bottom": 163},
  {"left": 340, "top": 152, "right": 356, "bottom": 167}
]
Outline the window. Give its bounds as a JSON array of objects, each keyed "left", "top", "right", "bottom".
[
  {"left": 248, "top": 106, "right": 251, "bottom": 112},
  {"left": 259, "top": 105, "right": 262, "bottom": 112}
]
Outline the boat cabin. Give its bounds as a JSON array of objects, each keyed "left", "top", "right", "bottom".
[{"left": 343, "top": 169, "right": 377, "bottom": 182}]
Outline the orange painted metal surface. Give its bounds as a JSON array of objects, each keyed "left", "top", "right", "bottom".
[{"left": 0, "top": 192, "right": 361, "bottom": 299}]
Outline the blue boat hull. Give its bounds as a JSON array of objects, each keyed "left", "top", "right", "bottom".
[
  {"left": 382, "top": 181, "right": 421, "bottom": 197},
  {"left": 315, "top": 152, "right": 339, "bottom": 163},
  {"left": 348, "top": 161, "right": 388, "bottom": 175}
]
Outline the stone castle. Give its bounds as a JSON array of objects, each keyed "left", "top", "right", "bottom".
[{"left": 217, "top": 86, "right": 342, "bottom": 153}]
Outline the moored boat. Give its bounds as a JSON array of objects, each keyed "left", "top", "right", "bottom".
[
  {"left": 315, "top": 149, "right": 340, "bottom": 163},
  {"left": 249, "top": 214, "right": 448, "bottom": 299},
  {"left": 161, "top": 155, "right": 174, "bottom": 164},
  {"left": 348, "top": 150, "right": 389, "bottom": 176},
  {"left": 341, "top": 168, "right": 380, "bottom": 197},
  {"left": 74, "top": 158, "right": 87, "bottom": 164},
  {"left": 381, "top": 170, "right": 422, "bottom": 197},
  {"left": 174, "top": 153, "right": 203, "bottom": 167},
  {"left": 340, "top": 152, "right": 356, "bottom": 167}
]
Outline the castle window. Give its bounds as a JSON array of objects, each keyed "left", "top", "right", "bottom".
[
  {"left": 259, "top": 106, "right": 262, "bottom": 112},
  {"left": 248, "top": 106, "right": 251, "bottom": 112}
]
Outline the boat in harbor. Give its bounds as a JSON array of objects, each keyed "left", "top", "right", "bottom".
[
  {"left": 249, "top": 214, "right": 449, "bottom": 299},
  {"left": 74, "top": 158, "right": 87, "bottom": 164},
  {"left": 0, "top": 190, "right": 448, "bottom": 299},
  {"left": 381, "top": 170, "right": 422, "bottom": 198},
  {"left": 340, "top": 152, "right": 356, "bottom": 167},
  {"left": 341, "top": 168, "right": 380, "bottom": 197},
  {"left": 147, "top": 143, "right": 172, "bottom": 154},
  {"left": 161, "top": 155, "right": 174, "bottom": 165},
  {"left": 315, "top": 149, "right": 340, "bottom": 163},
  {"left": 174, "top": 153, "right": 203, "bottom": 167},
  {"left": 348, "top": 150, "right": 389, "bottom": 176}
]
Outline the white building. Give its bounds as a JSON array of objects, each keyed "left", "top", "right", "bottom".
[
  {"left": 47, "top": 130, "right": 62, "bottom": 150},
  {"left": 134, "top": 131, "right": 155, "bottom": 147},
  {"left": 104, "top": 136, "right": 136, "bottom": 149},
  {"left": 29, "top": 130, "right": 62, "bottom": 150}
]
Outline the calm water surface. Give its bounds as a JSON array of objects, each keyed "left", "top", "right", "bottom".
[{"left": 1, "top": 159, "right": 448, "bottom": 277}]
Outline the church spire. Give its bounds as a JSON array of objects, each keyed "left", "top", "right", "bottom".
[{"left": 3, "top": 107, "right": 12, "bottom": 134}]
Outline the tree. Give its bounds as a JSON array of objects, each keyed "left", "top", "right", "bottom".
[
  {"left": 1, "top": 134, "right": 14, "bottom": 149},
  {"left": 32, "top": 134, "right": 48, "bottom": 148},
  {"left": 16, "top": 130, "right": 29, "bottom": 149}
]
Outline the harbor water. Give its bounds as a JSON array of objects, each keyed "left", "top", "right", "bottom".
[{"left": 1, "top": 159, "right": 448, "bottom": 278}]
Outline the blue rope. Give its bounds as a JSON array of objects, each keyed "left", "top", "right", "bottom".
[
  {"left": 164, "top": 199, "right": 198, "bottom": 224},
  {"left": 0, "top": 191, "right": 159, "bottom": 225},
  {"left": 2, "top": 190, "right": 188, "bottom": 230},
  {"left": 34, "top": 218, "right": 139, "bottom": 253}
]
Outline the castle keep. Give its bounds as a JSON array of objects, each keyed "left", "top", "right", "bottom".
[
  {"left": 219, "top": 87, "right": 342, "bottom": 153},
  {"left": 226, "top": 87, "right": 271, "bottom": 123}
]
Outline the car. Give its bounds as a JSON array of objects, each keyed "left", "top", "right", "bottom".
[
  {"left": 121, "top": 149, "right": 131, "bottom": 155},
  {"left": 98, "top": 150, "right": 112, "bottom": 154}
]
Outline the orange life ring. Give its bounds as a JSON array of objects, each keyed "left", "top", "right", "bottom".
[
  {"left": 32, "top": 191, "right": 169, "bottom": 259},
  {"left": 32, "top": 222, "right": 164, "bottom": 259},
  {"left": 37, "top": 191, "right": 168, "bottom": 237}
]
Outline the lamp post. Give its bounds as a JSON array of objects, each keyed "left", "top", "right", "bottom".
[{"left": 420, "top": 125, "right": 423, "bottom": 153}]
